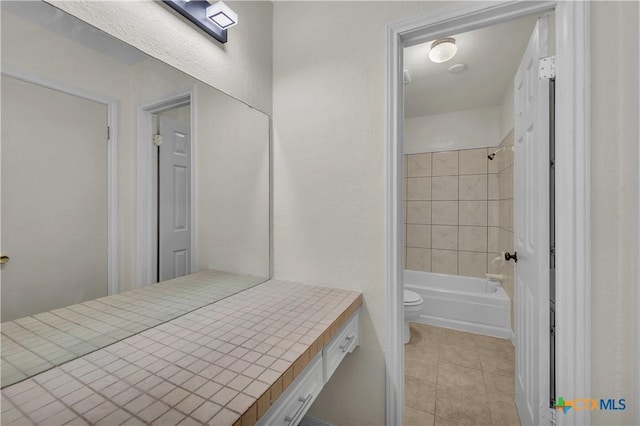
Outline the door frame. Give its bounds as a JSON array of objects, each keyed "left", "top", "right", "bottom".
[
  {"left": 1, "top": 62, "right": 119, "bottom": 296},
  {"left": 136, "top": 88, "right": 197, "bottom": 287},
  {"left": 385, "top": 2, "right": 590, "bottom": 426}
]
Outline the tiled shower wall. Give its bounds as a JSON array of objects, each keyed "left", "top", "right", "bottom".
[
  {"left": 404, "top": 142, "right": 514, "bottom": 280},
  {"left": 491, "top": 131, "right": 515, "bottom": 329}
]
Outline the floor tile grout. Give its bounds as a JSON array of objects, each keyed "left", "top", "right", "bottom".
[{"left": 404, "top": 323, "right": 520, "bottom": 426}]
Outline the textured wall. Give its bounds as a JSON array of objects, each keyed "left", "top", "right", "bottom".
[
  {"left": 404, "top": 107, "right": 501, "bottom": 154},
  {"left": 272, "top": 2, "right": 457, "bottom": 424},
  {"left": 48, "top": 0, "right": 273, "bottom": 115},
  {"left": 590, "top": 2, "right": 639, "bottom": 424}
]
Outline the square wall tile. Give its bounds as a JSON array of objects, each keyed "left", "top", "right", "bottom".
[
  {"left": 458, "top": 252, "right": 487, "bottom": 278},
  {"left": 459, "top": 149, "right": 488, "bottom": 175},
  {"left": 406, "top": 201, "right": 431, "bottom": 225},
  {"left": 488, "top": 227, "right": 500, "bottom": 253},
  {"left": 432, "top": 176, "right": 458, "bottom": 201},
  {"left": 431, "top": 226, "right": 458, "bottom": 251},
  {"left": 406, "top": 177, "right": 431, "bottom": 201},
  {"left": 459, "top": 175, "right": 487, "bottom": 200},
  {"left": 499, "top": 229, "right": 514, "bottom": 253},
  {"left": 406, "top": 225, "right": 431, "bottom": 249},
  {"left": 487, "top": 201, "right": 499, "bottom": 227},
  {"left": 432, "top": 151, "right": 458, "bottom": 176},
  {"left": 487, "top": 252, "right": 501, "bottom": 274},
  {"left": 488, "top": 174, "right": 500, "bottom": 200},
  {"left": 459, "top": 227, "right": 487, "bottom": 252},
  {"left": 499, "top": 167, "right": 514, "bottom": 199},
  {"left": 407, "top": 153, "right": 432, "bottom": 177},
  {"left": 432, "top": 201, "right": 458, "bottom": 226},
  {"left": 431, "top": 250, "right": 458, "bottom": 275},
  {"left": 459, "top": 201, "right": 487, "bottom": 226},
  {"left": 406, "top": 248, "right": 431, "bottom": 272}
]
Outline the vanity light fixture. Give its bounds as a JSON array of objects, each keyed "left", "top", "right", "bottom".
[
  {"left": 206, "top": 2, "right": 238, "bottom": 29},
  {"left": 428, "top": 37, "right": 458, "bottom": 63},
  {"left": 163, "top": 0, "right": 238, "bottom": 44}
]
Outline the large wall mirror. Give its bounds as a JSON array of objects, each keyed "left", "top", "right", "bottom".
[{"left": 0, "top": 1, "right": 270, "bottom": 387}]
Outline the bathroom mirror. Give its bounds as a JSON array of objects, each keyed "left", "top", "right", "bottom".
[{"left": 0, "top": 1, "right": 270, "bottom": 387}]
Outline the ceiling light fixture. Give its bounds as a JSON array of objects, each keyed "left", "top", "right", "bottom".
[{"left": 428, "top": 37, "right": 457, "bottom": 63}]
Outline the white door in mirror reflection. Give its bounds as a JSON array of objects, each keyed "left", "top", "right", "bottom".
[
  {"left": 0, "top": 75, "right": 108, "bottom": 322},
  {"left": 159, "top": 112, "right": 191, "bottom": 281}
]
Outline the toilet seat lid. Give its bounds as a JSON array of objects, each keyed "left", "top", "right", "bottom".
[{"left": 404, "top": 289, "right": 422, "bottom": 304}]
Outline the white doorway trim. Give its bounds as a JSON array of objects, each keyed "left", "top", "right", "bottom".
[
  {"left": 136, "top": 88, "right": 198, "bottom": 287},
  {"left": 1, "top": 62, "right": 119, "bottom": 296},
  {"left": 385, "top": 2, "right": 590, "bottom": 426}
]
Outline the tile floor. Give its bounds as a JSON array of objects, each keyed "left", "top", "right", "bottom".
[{"left": 404, "top": 323, "right": 521, "bottom": 426}]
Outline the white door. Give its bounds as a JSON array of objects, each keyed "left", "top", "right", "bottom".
[
  {"left": 158, "top": 113, "right": 191, "bottom": 281},
  {"left": 1, "top": 75, "right": 108, "bottom": 322},
  {"left": 514, "top": 16, "right": 551, "bottom": 426}
]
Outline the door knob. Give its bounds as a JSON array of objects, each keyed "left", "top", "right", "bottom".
[
  {"left": 0, "top": 253, "right": 9, "bottom": 264},
  {"left": 504, "top": 251, "right": 518, "bottom": 263}
]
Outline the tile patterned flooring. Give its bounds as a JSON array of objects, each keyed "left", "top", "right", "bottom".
[{"left": 404, "top": 323, "right": 521, "bottom": 426}]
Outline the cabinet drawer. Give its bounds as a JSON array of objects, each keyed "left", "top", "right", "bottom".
[
  {"left": 257, "top": 353, "right": 323, "bottom": 426},
  {"left": 322, "top": 309, "right": 360, "bottom": 383}
]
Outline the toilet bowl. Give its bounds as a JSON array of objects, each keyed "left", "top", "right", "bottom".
[{"left": 404, "top": 289, "right": 424, "bottom": 344}]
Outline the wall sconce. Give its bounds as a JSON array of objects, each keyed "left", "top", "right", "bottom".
[{"left": 163, "top": 0, "right": 238, "bottom": 44}]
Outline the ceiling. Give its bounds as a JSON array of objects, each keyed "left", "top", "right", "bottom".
[{"left": 404, "top": 14, "right": 540, "bottom": 118}]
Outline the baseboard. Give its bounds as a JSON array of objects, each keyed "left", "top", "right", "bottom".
[{"left": 299, "top": 416, "right": 335, "bottom": 426}]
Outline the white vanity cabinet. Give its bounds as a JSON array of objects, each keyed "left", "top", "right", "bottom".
[{"left": 257, "top": 308, "right": 361, "bottom": 426}]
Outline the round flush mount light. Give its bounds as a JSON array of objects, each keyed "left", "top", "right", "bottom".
[
  {"left": 428, "top": 37, "right": 457, "bottom": 63},
  {"left": 448, "top": 63, "right": 467, "bottom": 74}
]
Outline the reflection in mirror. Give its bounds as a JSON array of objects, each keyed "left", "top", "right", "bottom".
[{"left": 0, "top": 1, "right": 270, "bottom": 387}]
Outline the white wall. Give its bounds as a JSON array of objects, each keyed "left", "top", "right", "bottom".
[
  {"left": 590, "top": 2, "right": 639, "bottom": 425},
  {"left": 499, "top": 82, "right": 514, "bottom": 141},
  {"left": 195, "top": 82, "right": 270, "bottom": 277},
  {"left": 48, "top": 0, "right": 273, "bottom": 115},
  {"left": 273, "top": 2, "right": 639, "bottom": 425},
  {"left": 404, "top": 106, "right": 501, "bottom": 153},
  {"left": 272, "top": 2, "right": 463, "bottom": 424}
]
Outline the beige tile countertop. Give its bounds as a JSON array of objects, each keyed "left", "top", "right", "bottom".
[
  {"left": 1, "top": 279, "right": 362, "bottom": 426},
  {"left": 1, "top": 270, "right": 266, "bottom": 387}
]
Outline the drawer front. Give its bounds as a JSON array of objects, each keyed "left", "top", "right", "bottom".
[
  {"left": 322, "top": 309, "right": 360, "bottom": 383},
  {"left": 257, "top": 353, "right": 324, "bottom": 426}
]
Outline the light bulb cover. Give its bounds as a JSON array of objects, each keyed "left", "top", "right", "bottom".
[
  {"left": 206, "top": 1, "right": 238, "bottom": 29},
  {"left": 428, "top": 38, "right": 457, "bottom": 63}
]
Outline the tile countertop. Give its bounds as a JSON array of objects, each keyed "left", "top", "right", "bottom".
[
  {"left": 1, "top": 280, "right": 363, "bottom": 426},
  {"left": 1, "top": 270, "right": 266, "bottom": 387}
]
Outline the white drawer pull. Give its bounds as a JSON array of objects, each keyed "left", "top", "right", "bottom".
[
  {"left": 284, "top": 393, "right": 313, "bottom": 426},
  {"left": 339, "top": 335, "right": 355, "bottom": 353}
]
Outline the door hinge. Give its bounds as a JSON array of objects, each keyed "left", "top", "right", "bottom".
[
  {"left": 107, "top": 126, "right": 111, "bottom": 140},
  {"left": 539, "top": 55, "right": 556, "bottom": 79}
]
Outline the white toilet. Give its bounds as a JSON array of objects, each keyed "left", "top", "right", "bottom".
[{"left": 403, "top": 289, "right": 424, "bottom": 344}]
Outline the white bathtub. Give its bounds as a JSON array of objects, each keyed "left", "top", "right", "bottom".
[{"left": 404, "top": 270, "right": 512, "bottom": 339}]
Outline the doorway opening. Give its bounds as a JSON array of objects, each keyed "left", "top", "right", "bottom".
[
  {"left": 386, "top": 3, "right": 591, "bottom": 426},
  {"left": 137, "top": 91, "right": 197, "bottom": 287},
  {"left": 401, "top": 12, "right": 553, "bottom": 426}
]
